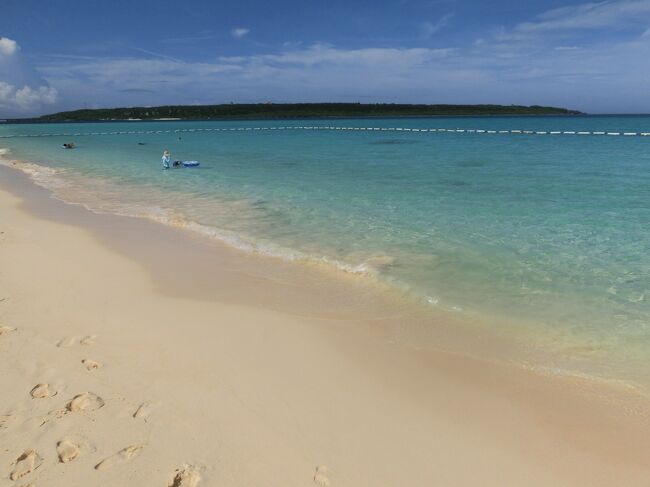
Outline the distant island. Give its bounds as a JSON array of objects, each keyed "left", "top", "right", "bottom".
[{"left": 33, "top": 103, "right": 582, "bottom": 122}]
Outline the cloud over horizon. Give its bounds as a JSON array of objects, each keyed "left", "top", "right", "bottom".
[
  {"left": 0, "top": 37, "right": 58, "bottom": 116},
  {"left": 37, "top": 33, "right": 650, "bottom": 114}
]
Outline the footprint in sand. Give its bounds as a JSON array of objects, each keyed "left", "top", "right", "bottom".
[
  {"left": 57, "top": 438, "right": 81, "bottom": 463},
  {"left": 0, "top": 324, "right": 16, "bottom": 335},
  {"left": 313, "top": 466, "right": 331, "bottom": 486},
  {"left": 132, "top": 401, "right": 154, "bottom": 421},
  {"left": 80, "top": 335, "right": 97, "bottom": 346},
  {"left": 56, "top": 437, "right": 93, "bottom": 463},
  {"left": 67, "top": 392, "right": 105, "bottom": 412},
  {"left": 0, "top": 413, "right": 14, "bottom": 429},
  {"left": 44, "top": 406, "right": 68, "bottom": 425},
  {"left": 9, "top": 449, "right": 42, "bottom": 481},
  {"left": 46, "top": 392, "right": 106, "bottom": 425},
  {"left": 169, "top": 464, "right": 201, "bottom": 487},
  {"left": 82, "top": 358, "right": 102, "bottom": 371},
  {"left": 57, "top": 336, "right": 77, "bottom": 348},
  {"left": 94, "top": 445, "right": 143, "bottom": 470},
  {"left": 57, "top": 335, "right": 97, "bottom": 348},
  {"left": 30, "top": 383, "right": 57, "bottom": 399}
]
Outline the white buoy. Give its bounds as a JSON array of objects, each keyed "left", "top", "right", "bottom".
[{"left": 2, "top": 124, "right": 649, "bottom": 141}]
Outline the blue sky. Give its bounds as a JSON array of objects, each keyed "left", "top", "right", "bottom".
[{"left": 1, "top": 0, "right": 650, "bottom": 116}]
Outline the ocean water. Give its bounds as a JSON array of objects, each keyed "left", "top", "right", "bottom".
[{"left": 1, "top": 116, "right": 649, "bottom": 385}]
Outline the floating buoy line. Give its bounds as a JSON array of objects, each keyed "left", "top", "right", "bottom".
[{"left": 1, "top": 125, "right": 649, "bottom": 138}]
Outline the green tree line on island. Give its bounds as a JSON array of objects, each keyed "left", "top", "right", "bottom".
[{"left": 34, "top": 103, "right": 582, "bottom": 122}]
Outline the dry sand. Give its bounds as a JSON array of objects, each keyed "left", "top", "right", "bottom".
[{"left": 2, "top": 169, "right": 650, "bottom": 486}]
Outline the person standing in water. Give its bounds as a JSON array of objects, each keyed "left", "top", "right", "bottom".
[{"left": 162, "top": 150, "right": 171, "bottom": 169}]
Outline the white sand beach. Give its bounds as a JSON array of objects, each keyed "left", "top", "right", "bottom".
[{"left": 2, "top": 167, "right": 650, "bottom": 487}]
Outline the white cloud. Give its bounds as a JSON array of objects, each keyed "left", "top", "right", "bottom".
[
  {"left": 132, "top": 47, "right": 183, "bottom": 63},
  {"left": 35, "top": 44, "right": 472, "bottom": 110},
  {"left": 420, "top": 12, "right": 454, "bottom": 38},
  {"left": 0, "top": 81, "right": 13, "bottom": 99},
  {"left": 0, "top": 81, "right": 58, "bottom": 111},
  {"left": 15, "top": 85, "right": 58, "bottom": 107},
  {"left": 0, "top": 38, "right": 58, "bottom": 115},
  {"left": 248, "top": 43, "right": 455, "bottom": 66},
  {"left": 0, "top": 37, "right": 18, "bottom": 56},
  {"left": 231, "top": 28, "right": 250, "bottom": 39},
  {"left": 515, "top": 0, "right": 650, "bottom": 33}
]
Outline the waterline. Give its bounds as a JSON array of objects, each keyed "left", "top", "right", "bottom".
[{"left": 1, "top": 116, "right": 649, "bottom": 388}]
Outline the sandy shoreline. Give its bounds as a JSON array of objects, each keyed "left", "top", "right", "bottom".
[{"left": 2, "top": 165, "right": 650, "bottom": 486}]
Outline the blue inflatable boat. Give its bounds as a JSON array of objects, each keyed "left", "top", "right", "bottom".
[{"left": 173, "top": 160, "right": 200, "bottom": 168}]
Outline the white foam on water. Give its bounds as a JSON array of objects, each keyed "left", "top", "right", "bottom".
[{"left": 2, "top": 157, "right": 403, "bottom": 284}]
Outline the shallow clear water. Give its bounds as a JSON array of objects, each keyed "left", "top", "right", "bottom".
[{"left": 2, "top": 116, "right": 649, "bottom": 383}]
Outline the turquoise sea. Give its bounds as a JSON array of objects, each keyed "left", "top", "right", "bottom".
[{"left": 1, "top": 116, "right": 649, "bottom": 385}]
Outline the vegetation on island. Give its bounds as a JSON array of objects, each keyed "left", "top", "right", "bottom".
[{"left": 35, "top": 103, "right": 582, "bottom": 122}]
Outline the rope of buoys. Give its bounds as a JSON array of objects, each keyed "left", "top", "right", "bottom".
[{"left": 1, "top": 125, "right": 649, "bottom": 139}]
